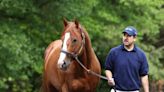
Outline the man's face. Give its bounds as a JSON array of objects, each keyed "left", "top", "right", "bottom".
[{"left": 122, "top": 33, "right": 136, "bottom": 46}]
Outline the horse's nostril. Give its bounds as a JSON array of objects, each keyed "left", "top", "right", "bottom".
[{"left": 62, "top": 61, "right": 66, "bottom": 68}]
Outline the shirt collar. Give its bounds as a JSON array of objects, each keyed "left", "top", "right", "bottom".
[{"left": 121, "top": 44, "right": 137, "bottom": 52}]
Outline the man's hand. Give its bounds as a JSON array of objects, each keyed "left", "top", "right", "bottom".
[{"left": 108, "top": 77, "right": 115, "bottom": 86}]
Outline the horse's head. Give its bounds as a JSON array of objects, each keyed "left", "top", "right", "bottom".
[{"left": 57, "top": 19, "right": 85, "bottom": 71}]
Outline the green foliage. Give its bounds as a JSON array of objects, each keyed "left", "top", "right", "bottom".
[
  {"left": 0, "top": 0, "right": 164, "bottom": 92},
  {"left": 0, "top": 22, "right": 34, "bottom": 91}
]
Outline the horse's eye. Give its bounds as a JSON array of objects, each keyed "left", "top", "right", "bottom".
[{"left": 72, "top": 39, "right": 77, "bottom": 43}]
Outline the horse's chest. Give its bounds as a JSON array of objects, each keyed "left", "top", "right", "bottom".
[{"left": 65, "top": 79, "right": 90, "bottom": 92}]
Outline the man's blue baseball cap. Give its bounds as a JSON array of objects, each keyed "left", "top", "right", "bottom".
[{"left": 122, "top": 26, "right": 137, "bottom": 36}]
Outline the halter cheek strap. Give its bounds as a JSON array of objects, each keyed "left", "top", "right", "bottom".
[{"left": 77, "top": 32, "right": 85, "bottom": 55}]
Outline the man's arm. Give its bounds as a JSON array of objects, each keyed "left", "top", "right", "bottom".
[
  {"left": 105, "top": 70, "right": 115, "bottom": 86},
  {"left": 105, "top": 70, "right": 112, "bottom": 78},
  {"left": 141, "top": 75, "right": 149, "bottom": 92}
]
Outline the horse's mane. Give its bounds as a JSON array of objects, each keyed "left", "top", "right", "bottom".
[{"left": 81, "top": 26, "right": 93, "bottom": 53}]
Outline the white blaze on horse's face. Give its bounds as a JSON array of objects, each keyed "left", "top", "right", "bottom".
[{"left": 58, "top": 32, "right": 71, "bottom": 70}]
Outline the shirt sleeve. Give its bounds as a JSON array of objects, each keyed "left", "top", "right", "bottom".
[
  {"left": 105, "top": 49, "right": 114, "bottom": 71},
  {"left": 139, "top": 52, "right": 149, "bottom": 76}
]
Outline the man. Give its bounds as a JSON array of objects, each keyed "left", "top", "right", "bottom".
[{"left": 105, "top": 26, "right": 149, "bottom": 92}]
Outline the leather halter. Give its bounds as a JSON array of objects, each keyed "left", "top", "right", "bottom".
[{"left": 61, "top": 28, "right": 85, "bottom": 58}]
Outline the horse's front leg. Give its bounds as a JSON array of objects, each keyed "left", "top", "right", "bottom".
[
  {"left": 61, "top": 83, "right": 69, "bottom": 92},
  {"left": 69, "top": 78, "right": 91, "bottom": 92}
]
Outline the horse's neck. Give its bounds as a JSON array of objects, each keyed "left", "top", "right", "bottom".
[
  {"left": 83, "top": 30, "right": 95, "bottom": 57},
  {"left": 82, "top": 30, "right": 97, "bottom": 67}
]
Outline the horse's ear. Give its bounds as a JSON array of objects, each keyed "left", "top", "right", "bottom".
[
  {"left": 63, "top": 18, "right": 68, "bottom": 27},
  {"left": 74, "top": 19, "right": 79, "bottom": 29}
]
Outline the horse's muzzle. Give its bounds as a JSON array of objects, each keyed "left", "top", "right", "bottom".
[{"left": 58, "top": 60, "right": 69, "bottom": 71}]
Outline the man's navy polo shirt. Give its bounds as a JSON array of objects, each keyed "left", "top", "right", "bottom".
[{"left": 105, "top": 44, "right": 149, "bottom": 91}]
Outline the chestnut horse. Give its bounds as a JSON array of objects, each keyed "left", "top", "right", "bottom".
[{"left": 42, "top": 19, "right": 101, "bottom": 92}]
